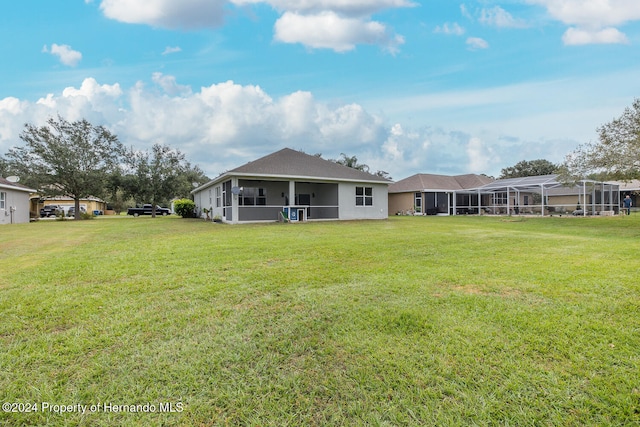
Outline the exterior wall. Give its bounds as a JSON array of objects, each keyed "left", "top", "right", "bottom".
[
  {"left": 41, "top": 199, "right": 107, "bottom": 215},
  {"left": 389, "top": 192, "right": 415, "bottom": 215},
  {"left": 1, "top": 189, "right": 31, "bottom": 224},
  {"left": 338, "top": 182, "right": 388, "bottom": 220},
  {"left": 194, "top": 178, "right": 388, "bottom": 223},
  {"left": 548, "top": 195, "right": 585, "bottom": 211}
]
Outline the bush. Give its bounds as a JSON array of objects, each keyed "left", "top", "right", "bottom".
[{"left": 173, "top": 199, "right": 196, "bottom": 218}]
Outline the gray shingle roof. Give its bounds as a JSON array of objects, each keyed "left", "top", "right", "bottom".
[
  {"left": 0, "top": 177, "right": 36, "bottom": 192},
  {"left": 389, "top": 173, "right": 493, "bottom": 193},
  {"left": 228, "top": 148, "right": 390, "bottom": 183}
]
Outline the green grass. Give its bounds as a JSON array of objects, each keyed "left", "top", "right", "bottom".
[{"left": 1, "top": 215, "right": 639, "bottom": 426}]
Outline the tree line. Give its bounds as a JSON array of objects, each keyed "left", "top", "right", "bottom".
[
  {"left": 0, "top": 116, "right": 208, "bottom": 219},
  {"left": 2, "top": 98, "right": 638, "bottom": 219}
]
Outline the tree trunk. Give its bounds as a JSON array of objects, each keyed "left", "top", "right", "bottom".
[{"left": 74, "top": 198, "right": 81, "bottom": 220}]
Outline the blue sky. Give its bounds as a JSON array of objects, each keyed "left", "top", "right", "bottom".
[{"left": 1, "top": 0, "right": 640, "bottom": 180}]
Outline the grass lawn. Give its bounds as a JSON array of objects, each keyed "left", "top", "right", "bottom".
[{"left": 1, "top": 214, "right": 639, "bottom": 426}]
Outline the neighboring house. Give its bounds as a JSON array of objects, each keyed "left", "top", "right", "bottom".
[
  {"left": 191, "top": 148, "right": 390, "bottom": 224},
  {"left": 465, "top": 175, "right": 620, "bottom": 215},
  {"left": 0, "top": 177, "right": 36, "bottom": 225},
  {"left": 389, "top": 173, "right": 494, "bottom": 215},
  {"left": 33, "top": 196, "right": 108, "bottom": 217},
  {"left": 390, "top": 173, "right": 621, "bottom": 216}
]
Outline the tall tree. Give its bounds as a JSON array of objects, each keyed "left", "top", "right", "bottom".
[
  {"left": 565, "top": 98, "right": 640, "bottom": 180},
  {"left": 499, "top": 159, "right": 559, "bottom": 179},
  {"left": 124, "top": 143, "right": 187, "bottom": 217},
  {"left": 173, "top": 162, "right": 209, "bottom": 199},
  {"left": 7, "top": 116, "right": 124, "bottom": 219},
  {"left": 333, "top": 153, "right": 370, "bottom": 172},
  {"left": 0, "top": 156, "right": 8, "bottom": 177}
]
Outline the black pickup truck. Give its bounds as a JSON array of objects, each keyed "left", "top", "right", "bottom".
[{"left": 127, "top": 204, "right": 171, "bottom": 216}]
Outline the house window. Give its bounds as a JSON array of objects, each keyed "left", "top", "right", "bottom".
[
  {"left": 208, "top": 189, "right": 212, "bottom": 205},
  {"left": 356, "top": 187, "right": 373, "bottom": 206},
  {"left": 0, "top": 192, "right": 5, "bottom": 210},
  {"left": 492, "top": 192, "right": 507, "bottom": 205},
  {"left": 523, "top": 195, "right": 529, "bottom": 206},
  {"left": 215, "top": 187, "right": 221, "bottom": 208},
  {"left": 239, "top": 187, "right": 267, "bottom": 206}
]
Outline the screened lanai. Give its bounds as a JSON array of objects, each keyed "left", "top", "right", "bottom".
[{"left": 453, "top": 174, "right": 620, "bottom": 216}]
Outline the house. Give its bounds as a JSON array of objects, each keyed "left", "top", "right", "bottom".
[
  {"left": 191, "top": 148, "right": 390, "bottom": 224},
  {"left": 0, "top": 177, "right": 36, "bottom": 224},
  {"left": 389, "top": 173, "right": 494, "bottom": 215},
  {"left": 464, "top": 175, "right": 620, "bottom": 215},
  {"left": 33, "top": 196, "right": 108, "bottom": 217},
  {"left": 390, "top": 173, "right": 621, "bottom": 216}
]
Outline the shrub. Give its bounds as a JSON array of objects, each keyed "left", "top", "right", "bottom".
[{"left": 174, "top": 198, "right": 196, "bottom": 218}]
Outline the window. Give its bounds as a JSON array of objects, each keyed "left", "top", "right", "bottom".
[
  {"left": 215, "top": 186, "right": 221, "bottom": 208},
  {"left": 239, "top": 187, "right": 267, "bottom": 206},
  {"left": 356, "top": 187, "right": 373, "bottom": 206},
  {"left": 0, "top": 192, "right": 5, "bottom": 210},
  {"left": 492, "top": 192, "right": 507, "bottom": 205},
  {"left": 523, "top": 195, "right": 529, "bottom": 206}
]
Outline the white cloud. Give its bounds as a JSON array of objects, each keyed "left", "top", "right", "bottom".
[
  {"left": 466, "top": 137, "right": 493, "bottom": 173},
  {"left": 460, "top": 4, "right": 472, "bottom": 20},
  {"left": 466, "top": 37, "right": 489, "bottom": 50},
  {"left": 3, "top": 72, "right": 635, "bottom": 180},
  {"left": 562, "top": 27, "right": 629, "bottom": 45},
  {"left": 99, "top": 0, "right": 227, "bottom": 29},
  {"left": 433, "top": 22, "right": 465, "bottom": 36},
  {"left": 274, "top": 11, "right": 404, "bottom": 53},
  {"left": 152, "top": 73, "right": 192, "bottom": 96},
  {"left": 529, "top": 0, "right": 640, "bottom": 27},
  {"left": 162, "top": 46, "right": 182, "bottom": 55},
  {"left": 97, "top": 0, "right": 412, "bottom": 53},
  {"left": 42, "top": 44, "right": 82, "bottom": 67},
  {"left": 231, "top": 0, "right": 415, "bottom": 17},
  {"left": 479, "top": 6, "right": 527, "bottom": 28},
  {"left": 529, "top": 0, "right": 640, "bottom": 45}
]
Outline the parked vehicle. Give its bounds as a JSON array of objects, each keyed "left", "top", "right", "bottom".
[
  {"left": 127, "top": 204, "right": 171, "bottom": 217},
  {"left": 40, "top": 205, "right": 63, "bottom": 218},
  {"left": 67, "top": 206, "right": 87, "bottom": 217}
]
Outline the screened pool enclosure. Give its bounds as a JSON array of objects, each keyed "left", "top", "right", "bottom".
[{"left": 450, "top": 175, "right": 620, "bottom": 216}]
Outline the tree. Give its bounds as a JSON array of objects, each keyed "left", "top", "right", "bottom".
[
  {"left": 499, "top": 159, "right": 559, "bottom": 179},
  {"left": 124, "top": 144, "right": 187, "bottom": 217},
  {"left": 565, "top": 98, "right": 640, "bottom": 180},
  {"left": 172, "top": 162, "right": 209, "bottom": 200},
  {"left": 330, "top": 153, "right": 393, "bottom": 180},
  {"left": 332, "top": 153, "right": 370, "bottom": 172},
  {"left": 6, "top": 116, "right": 124, "bottom": 219},
  {"left": 0, "top": 156, "right": 9, "bottom": 177}
]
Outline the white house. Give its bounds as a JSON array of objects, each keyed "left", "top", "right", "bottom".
[
  {"left": 191, "top": 148, "right": 390, "bottom": 224},
  {"left": 0, "top": 177, "right": 36, "bottom": 225}
]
